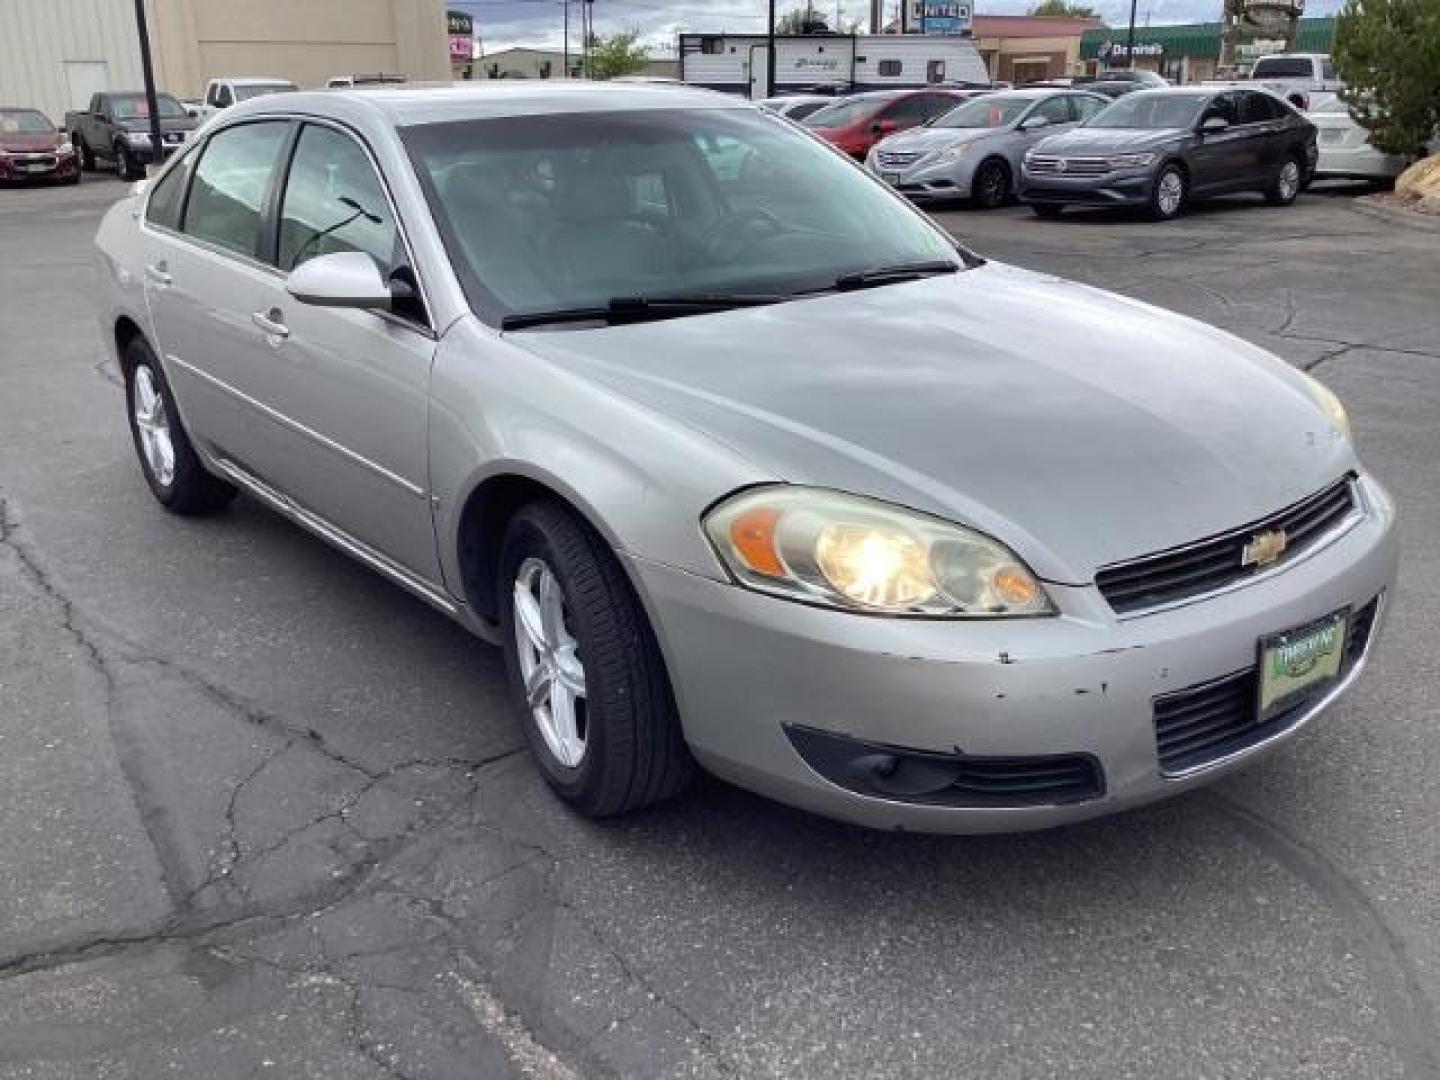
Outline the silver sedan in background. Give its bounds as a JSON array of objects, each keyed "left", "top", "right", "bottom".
[
  {"left": 867, "top": 88, "right": 1110, "bottom": 207},
  {"left": 94, "top": 83, "right": 1395, "bottom": 834}
]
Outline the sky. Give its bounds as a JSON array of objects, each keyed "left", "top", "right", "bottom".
[{"left": 453, "top": 0, "right": 1346, "bottom": 55}]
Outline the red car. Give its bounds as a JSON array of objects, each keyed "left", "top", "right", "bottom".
[
  {"left": 0, "top": 107, "right": 80, "bottom": 184},
  {"left": 802, "top": 89, "right": 975, "bottom": 159}
]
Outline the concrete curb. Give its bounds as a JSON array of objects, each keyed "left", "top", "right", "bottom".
[{"left": 1346, "top": 195, "right": 1440, "bottom": 233}]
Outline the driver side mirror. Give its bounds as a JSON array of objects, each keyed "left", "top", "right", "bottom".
[
  {"left": 1019, "top": 114, "right": 1052, "bottom": 131},
  {"left": 286, "top": 251, "right": 392, "bottom": 311},
  {"left": 1200, "top": 116, "right": 1230, "bottom": 133}
]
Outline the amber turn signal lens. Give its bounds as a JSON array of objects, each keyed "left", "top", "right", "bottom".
[
  {"left": 728, "top": 506, "right": 786, "bottom": 577},
  {"left": 992, "top": 565, "right": 1041, "bottom": 607}
]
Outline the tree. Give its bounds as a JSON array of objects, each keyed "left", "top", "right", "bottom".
[
  {"left": 1334, "top": 0, "right": 1440, "bottom": 155},
  {"left": 1027, "top": 0, "right": 1101, "bottom": 17},
  {"left": 587, "top": 30, "right": 651, "bottom": 80},
  {"left": 777, "top": 7, "right": 831, "bottom": 33}
]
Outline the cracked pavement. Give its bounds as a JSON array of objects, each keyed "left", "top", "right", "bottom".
[{"left": 1, "top": 175, "right": 1438, "bottom": 1078}]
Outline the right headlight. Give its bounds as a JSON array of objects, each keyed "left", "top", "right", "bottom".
[
  {"left": 1304, "top": 374, "right": 1351, "bottom": 442},
  {"left": 1106, "top": 152, "right": 1157, "bottom": 168},
  {"left": 703, "top": 487, "right": 1056, "bottom": 618},
  {"left": 125, "top": 130, "right": 151, "bottom": 145}
]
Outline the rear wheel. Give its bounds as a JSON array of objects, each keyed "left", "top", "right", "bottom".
[
  {"left": 971, "top": 158, "right": 1011, "bottom": 210},
  {"left": 1266, "top": 154, "right": 1303, "bottom": 206},
  {"left": 1149, "top": 164, "right": 1187, "bottom": 220},
  {"left": 1030, "top": 202, "right": 1064, "bottom": 219},
  {"left": 499, "top": 500, "right": 694, "bottom": 818},
  {"left": 123, "top": 338, "right": 236, "bottom": 514}
]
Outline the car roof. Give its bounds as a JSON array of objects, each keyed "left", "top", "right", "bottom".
[{"left": 233, "top": 80, "right": 753, "bottom": 126}]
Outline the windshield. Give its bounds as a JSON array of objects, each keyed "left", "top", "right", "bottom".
[
  {"left": 931, "top": 94, "right": 1031, "bottom": 129},
  {"left": 0, "top": 109, "right": 54, "bottom": 134},
  {"left": 804, "top": 97, "right": 889, "bottom": 128},
  {"left": 109, "top": 94, "right": 188, "bottom": 120},
  {"left": 1251, "top": 57, "right": 1312, "bottom": 79},
  {"left": 235, "top": 83, "right": 296, "bottom": 101},
  {"left": 402, "top": 108, "right": 962, "bottom": 327},
  {"left": 1087, "top": 93, "right": 1205, "bottom": 129}
]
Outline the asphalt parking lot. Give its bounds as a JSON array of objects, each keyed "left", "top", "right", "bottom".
[{"left": 2, "top": 173, "right": 1438, "bottom": 1079}]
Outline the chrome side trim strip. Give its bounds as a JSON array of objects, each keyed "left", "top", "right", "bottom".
[
  {"left": 208, "top": 455, "right": 458, "bottom": 617},
  {"left": 1159, "top": 589, "right": 1387, "bottom": 782},
  {"left": 168, "top": 354, "right": 426, "bottom": 498}
]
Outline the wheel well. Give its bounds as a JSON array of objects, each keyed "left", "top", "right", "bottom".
[
  {"left": 114, "top": 317, "right": 145, "bottom": 375},
  {"left": 456, "top": 474, "right": 570, "bottom": 623},
  {"left": 1160, "top": 157, "right": 1189, "bottom": 183},
  {"left": 979, "top": 154, "right": 1011, "bottom": 179}
]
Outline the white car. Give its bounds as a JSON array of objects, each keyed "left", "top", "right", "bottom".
[
  {"left": 1307, "top": 94, "right": 1413, "bottom": 183},
  {"left": 758, "top": 95, "right": 834, "bottom": 122}
]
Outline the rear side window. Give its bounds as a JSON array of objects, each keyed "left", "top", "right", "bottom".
[
  {"left": 182, "top": 121, "right": 290, "bottom": 260},
  {"left": 145, "top": 150, "right": 197, "bottom": 230},
  {"left": 277, "top": 124, "right": 399, "bottom": 277}
]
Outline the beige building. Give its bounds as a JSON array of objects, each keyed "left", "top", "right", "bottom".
[
  {"left": 970, "top": 15, "right": 1099, "bottom": 84},
  {"left": 1, "top": 0, "right": 450, "bottom": 123}
]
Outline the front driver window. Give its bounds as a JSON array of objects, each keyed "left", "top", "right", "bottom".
[
  {"left": 1032, "top": 96, "right": 1073, "bottom": 125},
  {"left": 278, "top": 124, "right": 399, "bottom": 278},
  {"left": 182, "top": 121, "right": 290, "bottom": 260}
]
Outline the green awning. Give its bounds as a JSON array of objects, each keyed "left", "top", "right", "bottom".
[{"left": 1080, "top": 17, "right": 1335, "bottom": 61}]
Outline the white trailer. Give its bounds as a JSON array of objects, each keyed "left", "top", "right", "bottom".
[{"left": 678, "top": 34, "right": 991, "bottom": 99}]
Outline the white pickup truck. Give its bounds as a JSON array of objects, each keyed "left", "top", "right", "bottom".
[
  {"left": 1215, "top": 53, "right": 1339, "bottom": 111},
  {"left": 194, "top": 77, "right": 298, "bottom": 120}
]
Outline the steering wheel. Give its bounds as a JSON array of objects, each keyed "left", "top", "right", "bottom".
[{"left": 699, "top": 206, "right": 786, "bottom": 262}]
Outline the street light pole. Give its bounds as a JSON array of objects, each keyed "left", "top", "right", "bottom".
[
  {"left": 1124, "top": 0, "right": 1139, "bottom": 69},
  {"left": 767, "top": 0, "right": 776, "bottom": 97},
  {"left": 132, "top": 0, "right": 163, "bottom": 176}
]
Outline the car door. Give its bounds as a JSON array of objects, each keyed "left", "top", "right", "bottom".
[
  {"left": 141, "top": 119, "right": 295, "bottom": 479},
  {"left": 1241, "top": 91, "right": 1289, "bottom": 181},
  {"left": 255, "top": 120, "right": 441, "bottom": 582},
  {"left": 1190, "top": 92, "right": 1248, "bottom": 193}
]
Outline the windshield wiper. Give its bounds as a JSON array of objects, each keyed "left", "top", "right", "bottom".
[
  {"left": 833, "top": 260, "right": 961, "bottom": 292},
  {"left": 500, "top": 293, "right": 787, "bottom": 331}
]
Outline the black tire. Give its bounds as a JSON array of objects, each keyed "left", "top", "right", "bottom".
[
  {"left": 122, "top": 337, "right": 237, "bottom": 515},
  {"left": 498, "top": 499, "right": 694, "bottom": 817},
  {"left": 1031, "top": 202, "right": 1064, "bottom": 219},
  {"left": 64, "top": 170, "right": 81, "bottom": 186},
  {"left": 1265, "top": 153, "right": 1303, "bottom": 206},
  {"left": 76, "top": 135, "right": 96, "bottom": 172},
  {"left": 116, "top": 143, "right": 141, "bottom": 180},
  {"left": 1149, "top": 163, "right": 1187, "bottom": 220},
  {"left": 971, "top": 158, "right": 1011, "bottom": 210}
]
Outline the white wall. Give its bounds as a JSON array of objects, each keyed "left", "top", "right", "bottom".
[{"left": 0, "top": 0, "right": 149, "bottom": 123}]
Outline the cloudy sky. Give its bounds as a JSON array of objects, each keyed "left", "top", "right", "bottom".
[{"left": 454, "top": 0, "right": 1345, "bottom": 54}]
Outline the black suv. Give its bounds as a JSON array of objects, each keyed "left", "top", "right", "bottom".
[{"left": 1017, "top": 88, "right": 1318, "bottom": 220}]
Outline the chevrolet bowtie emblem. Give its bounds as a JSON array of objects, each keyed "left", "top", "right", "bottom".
[{"left": 1242, "top": 528, "right": 1289, "bottom": 568}]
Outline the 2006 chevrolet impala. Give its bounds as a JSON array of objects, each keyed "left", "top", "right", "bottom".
[{"left": 93, "top": 83, "right": 1397, "bottom": 833}]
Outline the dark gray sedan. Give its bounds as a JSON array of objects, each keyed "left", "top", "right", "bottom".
[{"left": 1018, "top": 88, "right": 1318, "bottom": 220}]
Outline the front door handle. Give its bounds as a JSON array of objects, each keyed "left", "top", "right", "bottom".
[
  {"left": 251, "top": 309, "right": 290, "bottom": 340},
  {"left": 145, "top": 262, "right": 172, "bottom": 287}
]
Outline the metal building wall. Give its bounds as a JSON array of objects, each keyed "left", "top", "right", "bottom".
[{"left": 0, "top": 0, "right": 149, "bottom": 123}]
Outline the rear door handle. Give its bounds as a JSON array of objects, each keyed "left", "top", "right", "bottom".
[
  {"left": 145, "top": 262, "right": 172, "bottom": 287},
  {"left": 251, "top": 309, "right": 290, "bottom": 340}
]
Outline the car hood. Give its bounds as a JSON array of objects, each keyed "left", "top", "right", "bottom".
[
  {"left": 0, "top": 133, "right": 61, "bottom": 152},
  {"left": 511, "top": 264, "right": 1353, "bottom": 582},
  {"left": 878, "top": 126, "right": 1002, "bottom": 154},
  {"left": 119, "top": 117, "right": 198, "bottom": 133},
  {"left": 1035, "top": 126, "right": 1185, "bottom": 154}
]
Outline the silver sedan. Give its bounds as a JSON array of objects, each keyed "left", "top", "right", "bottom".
[
  {"left": 866, "top": 88, "right": 1110, "bottom": 207},
  {"left": 94, "top": 83, "right": 1396, "bottom": 833}
]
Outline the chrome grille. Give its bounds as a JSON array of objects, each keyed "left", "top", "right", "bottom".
[
  {"left": 876, "top": 150, "right": 922, "bottom": 168},
  {"left": 1025, "top": 155, "right": 1110, "bottom": 177},
  {"left": 1096, "top": 476, "right": 1359, "bottom": 615}
]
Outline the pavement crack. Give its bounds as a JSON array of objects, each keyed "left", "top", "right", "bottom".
[{"left": 1205, "top": 791, "right": 1440, "bottom": 1079}]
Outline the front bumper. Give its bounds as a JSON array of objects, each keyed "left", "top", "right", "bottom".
[
  {"left": 1019, "top": 165, "right": 1155, "bottom": 207},
  {"left": 632, "top": 474, "right": 1397, "bottom": 833},
  {"left": 868, "top": 156, "right": 975, "bottom": 200},
  {"left": 0, "top": 152, "right": 79, "bottom": 181}
]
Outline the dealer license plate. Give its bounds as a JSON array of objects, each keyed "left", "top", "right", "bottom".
[
  {"left": 1257, "top": 609, "right": 1348, "bottom": 721},
  {"left": 882, "top": 171, "right": 901, "bottom": 186},
  {"left": 22, "top": 163, "right": 53, "bottom": 174}
]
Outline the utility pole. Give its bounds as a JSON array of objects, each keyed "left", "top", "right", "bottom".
[
  {"left": 766, "top": 0, "right": 776, "bottom": 96},
  {"left": 1124, "top": 0, "right": 1138, "bottom": 68},
  {"left": 132, "top": 0, "right": 163, "bottom": 177}
]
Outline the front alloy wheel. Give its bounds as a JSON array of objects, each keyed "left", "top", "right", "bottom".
[
  {"left": 1150, "top": 165, "right": 1186, "bottom": 220},
  {"left": 972, "top": 159, "right": 1010, "bottom": 210},
  {"left": 513, "top": 557, "right": 589, "bottom": 769}
]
